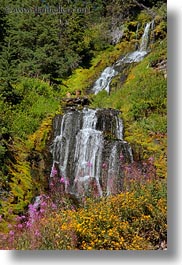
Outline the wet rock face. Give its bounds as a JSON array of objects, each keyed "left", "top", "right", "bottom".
[
  {"left": 95, "top": 109, "right": 123, "bottom": 140},
  {"left": 91, "top": 21, "right": 153, "bottom": 95},
  {"left": 101, "top": 140, "right": 132, "bottom": 195},
  {"left": 50, "top": 108, "right": 132, "bottom": 197},
  {"left": 52, "top": 114, "right": 63, "bottom": 138},
  {"left": 62, "top": 96, "right": 90, "bottom": 109}
]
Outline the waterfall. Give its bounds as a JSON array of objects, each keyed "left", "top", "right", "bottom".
[
  {"left": 140, "top": 21, "right": 152, "bottom": 52},
  {"left": 107, "top": 143, "right": 120, "bottom": 196},
  {"left": 50, "top": 110, "right": 82, "bottom": 190},
  {"left": 92, "top": 67, "right": 118, "bottom": 95},
  {"left": 92, "top": 21, "right": 153, "bottom": 94},
  {"left": 74, "top": 129, "right": 103, "bottom": 197},
  {"left": 115, "top": 116, "right": 123, "bottom": 140},
  {"left": 119, "top": 21, "right": 153, "bottom": 64},
  {"left": 74, "top": 109, "right": 103, "bottom": 196},
  {"left": 50, "top": 108, "right": 132, "bottom": 197},
  {"left": 49, "top": 21, "right": 153, "bottom": 198},
  {"left": 82, "top": 108, "right": 97, "bottom": 128}
]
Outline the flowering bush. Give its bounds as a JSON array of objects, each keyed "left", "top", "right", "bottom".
[
  {"left": 0, "top": 176, "right": 167, "bottom": 250},
  {"left": 0, "top": 151, "right": 167, "bottom": 250},
  {"left": 71, "top": 179, "right": 167, "bottom": 250}
]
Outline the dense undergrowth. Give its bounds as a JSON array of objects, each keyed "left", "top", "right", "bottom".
[
  {"left": 0, "top": 0, "right": 167, "bottom": 250},
  {"left": 0, "top": 158, "right": 167, "bottom": 250}
]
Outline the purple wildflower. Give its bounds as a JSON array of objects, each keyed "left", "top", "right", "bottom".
[
  {"left": 21, "top": 215, "right": 26, "bottom": 220},
  {"left": 60, "top": 177, "right": 65, "bottom": 184},
  {"left": 28, "top": 204, "right": 37, "bottom": 215},
  {"left": 26, "top": 221, "right": 32, "bottom": 228},
  {"left": 102, "top": 163, "right": 107, "bottom": 169},
  {"left": 35, "top": 230, "right": 41, "bottom": 237},
  {"left": 9, "top": 230, "right": 14, "bottom": 236},
  {"left": 60, "top": 176, "right": 69, "bottom": 185},
  {"left": 50, "top": 166, "right": 58, "bottom": 177},
  {"left": 17, "top": 224, "right": 23, "bottom": 229},
  {"left": 51, "top": 203, "right": 57, "bottom": 210},
  {"left": 40, "top": 201, "right": 47, "bottom": 208},
  {"left": 87, "top": 161, "right": 92, "bottom": 168}
]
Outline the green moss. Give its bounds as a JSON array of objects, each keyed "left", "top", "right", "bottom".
[
  {"left": 64, "top": 41, "right": 135, "bottom": 95},
  {"left": 91, "top": 38, "right": 167, "bottom": 178}
]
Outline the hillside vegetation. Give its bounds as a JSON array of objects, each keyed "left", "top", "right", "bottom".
[{"left": 0, "top": 0, "right": 167, "bottom": 249}]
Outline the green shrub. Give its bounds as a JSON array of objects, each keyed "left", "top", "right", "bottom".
[{"left": 0, "top": 179, "right": 166, "bottom": 250}]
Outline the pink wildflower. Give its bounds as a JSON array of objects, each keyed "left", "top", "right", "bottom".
[
  {"left": 26, "top": 221, "right": 32, "bottom": 228},
  {"left": 102, "top": 162, "right": 107, "bottom": 169},
  {"left": 87, "top": 161, "right": 92, "bottom": 168},
  {"left": 60, "top": 177, "right": 65, "bottom": 184},
  {"left": 148, "top": 156, "right": 154, "bottom": 163},
  {"left": 50, "top": 166, "right": 58, "bottom": 177},
  {"left": 60, "top": 177, "right": 69, "bottom": 185},
  {"left": 9, "top": 230, "right": 14, "bottom": 236},
  {"left": 51, "top": 203, "right": 57, "bottom": 210},
  {"left": 39, "top": 208, "right": 45, "bottom": 214},
  {"left": 17, "top": 224, "right": 23, "bottom": 229},
  {"left": 40, "top": 201, "right": 47, "bottom": 208},
  {"left": 35, "top": 230, "right": 41, "bottom": 237}
]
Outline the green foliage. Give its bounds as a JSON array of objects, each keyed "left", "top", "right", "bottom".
[
  {"left": 0, "top": 0, "right": 167, "bottom": 243},
  {"left": 64, "top": 40, "right": 135, "bottom": 95},
  {"left": 0, "top": 114, "right": 54, "bottom": 230},
  {"left": 92, "top": 38, "right": 167, "bottom": 130},
  {"left": 91, "top": 37, "right": 167, "bottom": 176},
  {"left": 0, "top": 179, "right": 167, "bottom": 250},
  {"left": 0, "top": 0, "right": 166, "bottom": 82},
  {"left": 90, "top": 90, "right": 109, "bottom": 108},
  {"left": 0, "top": 77, "right": 62, "bottom": 224},
  {"left": 3, "top": 78, "right": 61, "bottom": 138},
  {"left": 138, "top": 113, "right": 167, "bottom": 133},
  {"left": 0, "top": 0, "right": 115, "bottom": 80},
  {"left": 0, "top": 138, "right": 33, "bottom": 226}
]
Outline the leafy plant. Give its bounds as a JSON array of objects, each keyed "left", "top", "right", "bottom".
[{"left": 0, "top": 177, "right": 167, "bottom": 250}]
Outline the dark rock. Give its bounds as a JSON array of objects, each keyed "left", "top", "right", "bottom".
[
  {"left": 50, "top": 108, "right": 133, "bottom": 197},
  {"left": 62, "top": 96, "right": 90, "bottom": 108}
]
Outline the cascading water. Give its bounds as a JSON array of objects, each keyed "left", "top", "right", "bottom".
[
  {"left": 92, "top": 67, "right": 118, "bottom": 95},
  {"left": 140, "top": 21, "right": 152, "bottom": 52},
  {"left": 107, "top": 143, "right": 120, "bottom": 196},
  {"left": 50, "top": 108, "right": 132, "bottom": 197},
  {"left": 117, "top": 21, "right": 153, "bottom": 64},
  {"left": 92, "top": 21, "right": 153, "bottom": 94},
  {"left": 74, "top": 109, "right": 103, "bottom": 196},
  {"left": 49, "top": 21, "right": 154, "bottom": 198}
]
